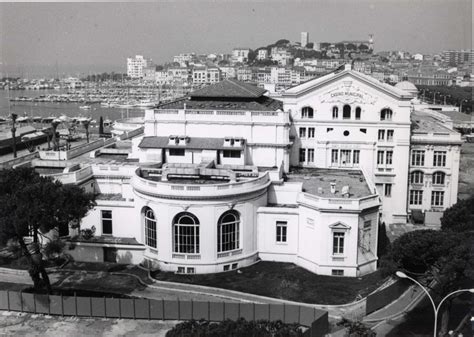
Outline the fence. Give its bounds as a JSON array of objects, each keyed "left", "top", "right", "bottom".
[
  {"left": 365, "top": 279, "right": 409, "bottom": 315},
  {"left": 0, "top": 290, "right": 328, "bottom": 337}
]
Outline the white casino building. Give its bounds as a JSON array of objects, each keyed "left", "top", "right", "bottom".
[{"left": 32, "top": 65, "right": 461, "bottom": 277}]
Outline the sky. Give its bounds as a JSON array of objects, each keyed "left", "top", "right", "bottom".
[{"left": 0, "top": 0, "right": 472, "bottom": 76}]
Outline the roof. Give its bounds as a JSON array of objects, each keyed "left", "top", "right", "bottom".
[
  {"left": 283, "top": 65, "right": 412, "bottom": 99},
  {"left": 157, "top": 96, "right": 283, "bottom": 111},
  {"left": 286, "top": 168, "right": 372, "bottom": 199},
  {"left": 395, "top": 81, "right": 418, "bottom": 92},
  {"left": 190, "top": 79, "right": 267, "bottom": 98},
  {"left": 139, "top": 136, "right": 245, "bottom": 150},
  {"left": 437, "top": 110, "right": 474, "bottom": 123},
  {"left": 411, "top": 111, "right": 459, "bottom": 134}
]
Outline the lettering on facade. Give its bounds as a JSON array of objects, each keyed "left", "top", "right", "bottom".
[{"left": 320, "top": 84, "right": 378, "bottom": 105}]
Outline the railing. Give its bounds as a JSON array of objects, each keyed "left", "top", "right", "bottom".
[
  {"left": 217, "top": 249, "right": 242, "bottom": 258},
  {"left": 0, "top": 152, "right": 40, "bottom": 170},
  {"left": 150, "top": 109, "right": 288, "bottom": 124},
  {"left": 48, "top": 166, "right": 93, "bottom": 184},
  {"left": 133, "top": 169, "right": 270, "bottom": 198},
  {"left": 0, "top": 290, "right": 328, "bottom": 334},
  {"left": 171, "top": 253, "right": 201, "bottom": 260},
  {"left": 298, "top": 192, "right": 379, "bottom": 211}
]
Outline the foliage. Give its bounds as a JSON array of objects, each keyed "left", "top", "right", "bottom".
[
  {"left": 80, "top": 72, "right": 126, "bottom": 82},
  {"left": 337, "top": 318, "right": 375, "bottom": 337},
  {"left": 417, "top": 85, "right": 472, "bottom": 113},
  {"left": 79, "top": 225, "right": 96, "bottom": 240},
  {"left": 166, "top": 319, "right": 303, "bottom": 337},
  {"left": 440, "top": 195, "right": 474, "bottom": 233},
  {"left": 43, "top": 239, "right": 66, "bottom": 260},
  {"left": 98, "top": 116, "right": 104, "bottom": 136},
  {"left": 376, "top": 222, "right": 391, "bottom": 259},
  {"left": 306, "top": 42, "right": 314, "bottom": 49},
  {"left": 0, "top": 167, "right": 95, "bottom": 293}
]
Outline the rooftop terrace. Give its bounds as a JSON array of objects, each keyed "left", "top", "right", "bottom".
[{"left": 286, "top": 168, "right": 372, "bottom": 199}]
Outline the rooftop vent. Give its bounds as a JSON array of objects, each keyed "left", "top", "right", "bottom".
[{"left": 330, "top": 182, "right": 336, "bottom": 194}]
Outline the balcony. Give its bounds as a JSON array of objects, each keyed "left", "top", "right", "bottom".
[
  {"left": 297, "top": 192, "right": 380, "bottom": 211},
  {"left": 132, "top": 168, "right": 271, "bottom": 199}
]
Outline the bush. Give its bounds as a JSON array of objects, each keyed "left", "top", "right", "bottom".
[
  {"left": 79, "top": 225, "right": 96, "bottom": 240},
  {"left": 43, "top": 239, "right": 66, "bottom": 259},
  {"left": 166, "top": 318, "right": 303, "bottom": 337}
]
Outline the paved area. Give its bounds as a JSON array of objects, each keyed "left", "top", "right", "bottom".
[{"left": 0, "top": 310, "right": 178, "bottom": 337}]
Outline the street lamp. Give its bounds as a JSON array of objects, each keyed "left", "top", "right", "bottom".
[{"left": 396, "top": 271, "right": 474, "bottom": 337}]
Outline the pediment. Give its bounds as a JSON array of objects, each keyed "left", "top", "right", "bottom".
[
  {"left": 318, "top": 80, "right": 378, "bottom": 105},
  {"left": 328, "top": 222, "right": 351, "bottom": 230}
]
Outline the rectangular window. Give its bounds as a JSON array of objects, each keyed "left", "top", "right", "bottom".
[
  {"left": 409, "top": 190, "right": 423, "bottom": 205},
  {"left": 377, "top": 151, "right": 384, "bottom": 165},
  {"left": 411, "top": 150, "right": 425, "bottom": 166},
  {"left": 276, "top": 221, "right": 287, "bottom": 243},
  {"left": 223, "top": 265, "right": 230, "bottom": 271},
  {"left": 307, "top": 149, "right": 315, "bottom": 163},
  {"left": 187, "top": 267, "right": 195, "bottom": 274},
  {"left": 333, "top": 232, "right": 345, "bottom": 254},
  {"left": 101, "top": 210, "right": 112, "bottom": 235},
  {"left": 387, "top": 130, "right": 394, "bottom": 141},
  {"left": 299, "top": 127, "right": 306, "bottom": 138},
  {"left": 169, "top": 148, "right": 185, "bottom": 156},
  {"left": 341, "top": 150, "right": 351, "bottom": 165},
  {"left": 431, "top": 191, "right": 444, "bottom": 206},
  {"left": 353, "top": 150, "right": 360, "bottom": 164},
  {"left": 384, "top": 184, "right": 392, "bottom": 197},
  {"left": 378, "top": 129, "right": 385, "bottom": 141},
  {"left": 433, "top": 151, "right": 446, "bottom": 167},
  {"left": 299, "top": 148, "right": 306, "bottom": 163},
  {"left": 362, "top": 220, "right": 372, "bottom": 252},
  {"left": 308, "top": 127, "right": 315, "bottom": 138},
  {"left": 331, "top": 269, "right": 344, "bottom": 276},
  {"left": 386, "top": 151, "right": 393, "bottom": 165},
  {"left": 331, "top": 149, "right": 338, "bottom": 165},
  {"left": 223, "top": 150, "right": 241, "bottom": 158},
  {"left": 177, "top": 267, "right": 185, "bottom": 274}
]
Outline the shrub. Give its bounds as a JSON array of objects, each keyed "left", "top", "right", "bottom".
[
  {"left": 80, "top": 225, "right": 96, "bottom": 240},
  {"left": 43, "top": 239, "right": 66, "bottom": 259}
]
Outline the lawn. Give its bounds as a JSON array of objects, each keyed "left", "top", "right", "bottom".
[
  {"left": 151, "top": 261, "right": 386, "bottom": 305},
  {"left": 458, "top": 142, "right": 474, "bottom": 200}
]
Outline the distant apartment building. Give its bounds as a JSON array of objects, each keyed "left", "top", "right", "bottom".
[
  {"left": 127, "top": 55, "right": 152, "bottom": 78},
  {"left": 443, "top": 50, "right": 473, "bottom": 66},
  {"left": 412, "top": 53, "right": 424, "bottom": 61},
  {"left": 143, "top": 66, "right": 157, "bottom": 82},
  {"left": 173, "top": 53, "right": 196, "bottom": 67},
  {"left": 407, "top": 69, "right": 453, "bottom": 86},
  {"left": 155, "top": 67, "right": 190, "bottom": 85},
  {"left": 236, "top": 67, "right": 253, "bottom": 82},
  {"left": 192, "top": 67, "right": 221, "bottom": 85},
  {"left": 301, "top": 32, "right": 309, "bottom": 47},
  {"left": 232, "top": 48, "right": 250, "bottom": 63},
  {"left": 271, "top": 47, "right": 293, "bottom": 66},
  {"left": 257, "top": 49, "right": 269, "bottom": 60},
  {"left": 253, "top": 68, "right": 272, "bottom": 84},
  {"left": 219, "top": 66, "right": 237, "bottom": 80},
  {"left": 353, "top": 61, "right": 373, "bottom": 74}
]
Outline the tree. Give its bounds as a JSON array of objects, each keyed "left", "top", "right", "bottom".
[
  {"left": 346, "top": 43, "right": 357, "bottom": 51},
  {"left": 0, "top": 167, "right": 95, "bottom": 293},
  {"left": 440, "top": 195, "right": 474, "bottom": 233},
  {"left": 306, "top": 42, "right": 314, "bottom": 49},
  {"left": 274, "top": 39, "right": 290, "bottom": 46},
  {"left": 389, "top": 229, "right": 471, "bottom": 335},
  {"left": 98, "top": 116, "right": 104, "bottom": 136}
]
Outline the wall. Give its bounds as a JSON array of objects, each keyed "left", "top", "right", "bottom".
[
  {"left": 365, "top": 280, "right": 409, "bottom": 314},
  {"left": 0, "top": 290, "right": 328, "bottom": 336},
  {"left": 66, "top": 242, "right": 144, "bottom": 264}
]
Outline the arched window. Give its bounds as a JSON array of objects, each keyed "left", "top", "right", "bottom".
[
  {"left": 217, "top": 210, "right": 240, "bottom": 252},
  {"left": 343, "top": 105, "right": 351, "bottom": 119},
  {"left": 380, "top": 108, "right": 393, "bottom": 121},
  {"left": 144, "top": 207, "right": 157, "bottom": 248},
  {"left": 173, "top": 212, "right": 200, "bottom": 254},
  {"left": 332, "top": 106, "right": 339, "bottom": 119},
  {"left": 301, "top": 106, "right": 314, "bottom": 119},
  {"left": 410, "top": 171, "right": 424, "bottom": 184},
  {"left": 355, "top": 107, "right": 361, "bottom": 120},
  {"left": 432, "top": 171, "right": 445, "bottom": 185}
]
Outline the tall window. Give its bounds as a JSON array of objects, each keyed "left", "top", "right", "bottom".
[
  {"left": 308, "top": 127, "right": 315, "bottom": 138},
  {"left": 301, "top": 106, "right": 314, "bottom": 119},
  {"left": 380, "top": 108, "right": 393, "bottom": 121},
  {"left": 343, "top": 105, "right": 351, "bottom": 119},
  {"left": 218, "top": 211, "right": 240, "bottom": 252},
  {"left": 355, "top": 107, "right": 361, "bottom": 120},
  {"left": 299, "top": 127, "right": 306, "bottom": 138},
  {"left": 432, "top": 171, "right": 445, "bottom": 185},
  {"left": 431, "top": 191, "right": 444, "bottom": 207},
  {"left": 387, "top": 130, "right": 394, "bottom": 141},
  {"left": 333, "top": 232, "right": 345, "bottom": 254},
  {"left": 384, "top": 184, "right": 392, "bottom": 197},
  {"left": 353, "top": 150, "right": 360, "bottom": 164},
  {"left": 299, "top": 148, "right": 306, "bottom": 163},
  {"left": 332, "top": 106, "right": 339, "bottom": 119},
  {"left": 276, "top": 221, "right": 287, "bottom": 243},
  {"left": 409, "top": 190, "right": 423, "bottom": 205},
  {"left": 331, "top": 149, "right": 339, "bottom": 165},
  {"left": 341, "top": 150, "right": 351, "bottom": 165},
  {"left": 410, "top": 171, "right": 424, "bottom": 184},
  {"left": 411, "top": 150, "right": 425, "bottom": 166},
  {"left": 378, "top": 130, "right": 385, "bottom": 141},
  {"left": 101, "top": 210, "right": 112, "bottom": 235},
  {"left": 386, "top": 151, "right": 393, "bottom": 165},
  {"left": 377, "top": 151, "right": 384, "bottom": 165},
  {"left": 144, "top": 207, "right": 157, "bottom": 248},
  {"left": 173, "top": 212, "right": 200, "bottom": 254},
  {"left": 361, "top": 220, "right": 371, "bottom": 252},
  {"left": 307, "top": 149, "right": 315, "bottom": 163},
  {"left": 433, "top": 151, "right": 446, "bottom": 167}
]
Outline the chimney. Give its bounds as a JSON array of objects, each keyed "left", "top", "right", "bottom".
[{"left": 330, "top": 182, "right": 336, "bottom": 194}]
